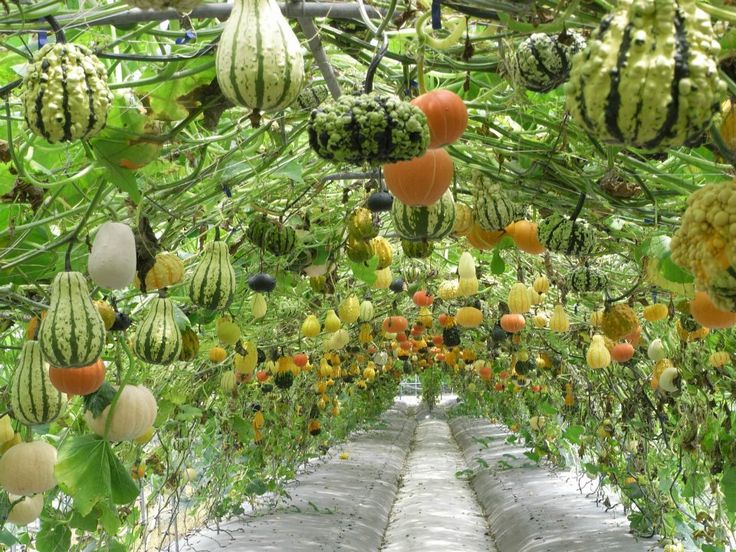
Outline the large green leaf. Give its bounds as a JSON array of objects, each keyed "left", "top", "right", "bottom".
[
  {"left": 350, "top": 256, "right": 379, "bottom": 285},
  {"left": 54, "top": 435, "right": 139, "bottom": 516},
  {"left": 721, "top": 464, "right": 736, "bottom": 514}
]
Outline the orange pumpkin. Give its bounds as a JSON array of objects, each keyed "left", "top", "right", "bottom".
[
  {"left": 383, "top": 148, "right": 453, "bottom": 206},
  {"left": 690, "top": 291, "right": 736, "bottom": 329},
  {"left": 412, "top": 290, "right": 434, "bottom": 306},
  {"left": 505, "top": 220, "right": 545, "bottom": 254},
  {"left": 293, "top": 353, "right": 309, "bottom": 368},
  {"left": 49, "top": 359, "right": 105, "bottom": 396},
  {"left": 432, "top": 335, "right": 444, "bottom": 346},
  {"left": 410, "top": 89, "right": 468, "bottom": 149},
  {"left": 382, "top": 316, "right": 409, "bottom": 333},
  {"left": 500, "top": 314, "right": 525, "bottom": 333},
  {"left": 466, "top": 224, "right": 504, "bottom": 250},
  {"left": 611, "top": 342, "right": 635, "bottom": 363},
  {"left": 477, "top": 365, "right": 492, "bottom": 381},
  {"left": 623, "top": 325, "right": 642, "bottom": 347}
]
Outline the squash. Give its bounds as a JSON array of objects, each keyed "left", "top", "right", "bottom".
[
  {"left": 533, "top": 275, "right": 549, "bottom": 294},
  {"left": 252, "top": 293, "right": 267, "bottom": 319},
  {"left": 567, "top": 266, "right": 608, "bottom": 293},
  {"left": 215, "top": 0, "right": 304, "bottom": 111},
  {"left": 48, "top": 359, "right": 105, "bottom": 396},
  {"left": 87, "top": 222, "right": 136, "bottom": 290},
  {"left": 370, "top": 236, "right": 393, "bottom": 270},
  {"left": 346, "top": 237, "right": 375, "bottom": 263},
  {"left": 209, "top": 346, "right": 227, "bottom": 363},
  {"left": 382, "top": 316, "right": 409, "bottom": 334},
  {"left": 537, "top": 214, "right": 596, "bottom": 257},
  {"left": 458, "top": 251, "right": 476, "bottom": 279},
  {"left": 391, "top": 190, "right": 456, "bottom": 241},
  {"left": 601, "top": 303, "right": 638, "bottom": 341},
  {"left": 466, "top": 224, "right": 504, "bottom": 250},
  {"left": 38, "top": 271, "right": 106, "bottom": 368},
  {"left": 347, "top": 208, "right": 378, "bottom": 240},
  {"left": 689, "top": 291, "right": 736, "bottom": 329},
  {"left": 500, "top": 314, "right": 525, "bottom": 333},
  {"left": 338, "top": 295, "right": 360, "bottom": 324},
  {"left": 301, "top": 315, "right": 321, "bottom": 338},
  {"left": 401, "top": 239, "right": 435, "bottom": 259},
  {"left": 505, "top": 220, "right": 545, "bottom": 254},
  {"left": 132, "top": 297, "right": 182, "bottom": 365},
  {"left": 178, "top": 329, "right": 200, "bottom": 361},
  {"left": 452, "top": 203, "right": 474, "bottom": 237},
  {"left": 234, "top": 340, "right": 258, "bottom": 376},
  {"left": 373, "top": 267, "right": 393, "bottom": 289},
  {"left": 410, "top": 89, "right": 468, "bottom": 148},
  {"left": 586, "top": 335, "right": 611, "bottom": 369},
  {"left": 643, "top": 303, "right": 668, "bottom": 322},
  {"left": 0, "top": 441, "right": 57, "bottom": 495},
  {"left": 647, "top": 339, "right": 667, "bottom": 362},
  {"left": 10, "top": 340, "right": 66, "bottom": 425},
  {"left": 516, "top": 31, "right": 586, "bottom": 92},
  {"left": 457, "top": 277, "right": 479, "bottom": 297},
  {"left": 412, "top": 290, "right": 433, "bottom": 307},
  {"left": 611, "top": 342, "right": 635, "bottom": 363},
  {"left": 84, "top": 384, "right": 157, "bottom": 442},
  {"left": 324, "top": 310, "right": 342, "bottom": 333},
  {"left": 548, "top": 304, "right": 569, "bottom": 333},
  {"left": 134, "top": 252, "right": 184, "bottom": 292},
  {"left": 384, "top": 148, "right": 453, "bottom": 206},
  {"left": 6, "top": 493, "right": 44, "bottom": 525},
  {"left": 95, "top": 301, "right": 116, "bottom": 331},
  {"left": 474, "top": 180, "right": 521, "bottom": 232},
  {"left": 456, "top": 307, "right": 483, "bottom": 328},
  {"left": 216, "top": 315, "right": 241, "bottom": 346},
  {"left": 507, "top": 283, "right": 531, "bottom": 314},
  {"left": 189, "top": 241, "right": 236, "bottom": 311}
]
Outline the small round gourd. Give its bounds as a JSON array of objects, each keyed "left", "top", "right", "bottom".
[
  {"left": 0, "top": 441, "right": 57, "bottom": 496},
  {"left": 6, "top": 493, "right": 44, "bottom": 525},
  {"left": 359, "top": 300, "right": 375, "bottom": 322},
  {"left": 384, "top": 149, "right": 453, "bottom": 206},
  {"left": 84, "top": 384, "right": 157, "bottom": 442},
  {"left": 410, "top": 89, "right": 468, "bottom": 148},
  {"left": 338, "top": 295, "right": 361, "bottom": 324},
  {"left": 87, "top": 222, "right": 137, "bottom": 290},
  {"left": 135, "top": 252, "right": 184, "bottom": 291},
  {"left": 643, "top": 303, "right": 668, "bottom": 322},
  {"left": 500, "top": 314, "right": 525, "bottom": 333},
  {"left": 456, "top": 307, "right": 483, "bottom": 328},
  {"left": 506, "top": 220, "right": 545, "bottom": 254},
  {"left": 48, "top": 359, "right": 105, "bottom": 396},
  {"left": 301, "top": 315, "right": 321, "bottom": 337}
]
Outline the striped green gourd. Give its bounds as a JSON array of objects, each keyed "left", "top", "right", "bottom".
[
  {"left": 215, "top": 0, "right": 305, "bottom": 111},
  {"left": 515, "top": 31, "right": 585, "bottom": 93},
  {"left": 189, "top": 241, "right": 237, "bottom": 311},
  {"left": 538, "top": 214, "right": 596, "bottom": 258},
  {"left": 265, "top": 225, "right": 297, "bottom": 257},
  {"left": 246, "top": 217, "right": 274, "bottom": 249},
  {"left": 21, "top": 43, "right": 112, "bottom": 143},
  {"left": 38, "top": 271, "right": 106, "bottom": 368},
  {"left": 474, "top": 189, "right": 520, "bottom": 232},
  {"left": 566, "top": 0, "right": 725, "bottom": 150},
  {"left": 567, "top": 266, "right": 608, "bottom": 292},
  {"left": 10, "top": 340, "right": 66, "bottom": 426},
  {"left": 133, "top": 297, "right": 182, "bottom": 365},
  {"left": 401, "top": 240, "right": 435, "bottom": 259},
  {"left": 391, "top": 190, "right": 455, "bottom": 241}
]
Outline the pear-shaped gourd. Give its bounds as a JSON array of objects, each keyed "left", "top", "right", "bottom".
[
  {"left": 507, "top": 283, "right": 531, "bottom": 314},
  {"left": 374, "top": 267, "right": 392, "bottom": 289},
  {"left": 324, "top": 310, "right": 341, "bottom": 333},
  {"left": 458, "top": 251, "right": 475, "bottom": 279},
  {"left": 338, "top": 295, "right": 360, "bottom": 324},
  {"left": 252, "top": 293, "right": 267, "bottom": 319},
  {"left": 359, "top": 300, "right": 374, "bottom": 322},
  {"left": 549, "top": 304, "right": 570, "bottom": 333},
  {"left": 215, "top": 0, "right": 305, "bottom": 111},
  {"left": 301, "top": 314, "right": 321, "bottom": 337},
  {"left": 133, "top": 297, "right": 182, "bottom": 365},
  {"left": 658, "top": 367, "right": 679, "bottom": 393},
  {"left": 88, "top": 222, "right": 137, "bottom": 289},
  {"left": 234, "top": 340, "right": 258, "bottom": 376},
  {"left": 38, "top": 271, "right": 106, "bottom": 368},
  {"left": 586, "top": 334, "right": 610, "bottom": 369},
  {"left": 527, "top": 286, "right": 542, "bottom": 306},
  {"left": 189, "top": 241, "right": 236, "bottom": 311},
  {"left": 11, "top": 341, "right": 66, "bottom": 426},
  {"left": 647, "top": 338, "right": 666, "bottom": 362},
  {"left": 458, "top": 276, "right": 479, "bottom": 297}
]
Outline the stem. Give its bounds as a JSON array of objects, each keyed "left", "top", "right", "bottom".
[
  {"left": 297, "top": 18, "right": 342, "bottom": 100},
  {"left": 64, "top": 240, "right": 73, "bottom": 271},
  {"left": 416, "top": 48, "right": 427, "bottom": 94},
  {"left": 570, "top": 192, "right": 586, "bottom": 221},
  {"left": 44, "top": 15, "right": 66, "bottom": 44},
  {"left": 364, "top": 34, "right": 388, "bottom": 94}
]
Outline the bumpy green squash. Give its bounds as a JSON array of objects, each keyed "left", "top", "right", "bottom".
[
  {"left": 566, "top": 0, "right": 725, "bottom": 150},
  {"left": 21, "top": 43, "right": 112, "bottom": 143},
  {"left": 11, "top": 341, "right": 66, "bottom": 426},
  {"left": 516, "top": 31, "right": 585, "bottom": 92},
  {"left": 538, "top": 214, "right": 596, "bottom": 257},
  {"left": 567, "top": 266, "right": 608, "bottom": 292},
  {"left": 133, "top": 297, "right": 182, "bottom": 365},
  {"left": 189, "top": 241, "right": 237, "bottom": 311},
  {"left": 474, "top": 184, "right": 521, "bottom": 232},
  {"left": 38, "top": 272, "right": 106, "bottom": 368},
  {"left": 215, "top": 0, "right": 305, "bottom": 111}
]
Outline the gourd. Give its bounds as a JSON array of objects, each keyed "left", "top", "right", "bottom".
[
  {"left": 373, "top": 267, "right": 393, "bottom": 289},
  {"left": 438, "top": 279, "right": 460, "bottom": 301},
  {"left": 248, "top": 272, "right": 277, "bottom": 293},
  {"left": 189, "top": 241, "right": 236, "bottom": 311},
  {"left": 347, "top": 208, "right": 378, "bottom": 240},
  {"left": 538, "top": 214, "right": 596, "bottom": 257},
  {"left": 527, "top": 287, "right": 542, "bottom": 306},
  {"left": 95, "top": 301, "right": 116, "bottom": 331},
  {"left": 643, "top": 303, "right": 668, "bottom": 322},
  {"left": 382, "top": 316, "right": 408, "bottom": 334},
  {"left": 505, "top": 220, "right": 545, "bottom": 254},
  {"left": 216, "top": 315, "right": 241, "bottom": 346},
  {"left": 359, "top": 301, "right": 375, "bottom": 324},
  {"left": 586, "top": 335, "right": 611, "bottom": 369},
  {"left": 417, "top": 307, "right": 433, "bottom": 328},
  {"left": 21, "top": 43, "right": 112, "bottom": 143},
  {"left": 410, "top": 89, "right": 468, "bottom": 148},
  {"left": 458, "top": 251, "right": 476, "bottom": 279},
  {"left": 458, "top": 277, "right": 478, "bottom": 297},
  {"left": 48, "top": 359, "right": 105, "bottom": 396},
  {"left": 87, "top": 222, "right": 136, "bottom": 290},
  {"left": 452, "top": 203, "right": 474, "bottom": 237},
  {"left": 301, "top": 315, "right": 321, "bottom": 337},
  {"left": 10, "top": 341, "right": 66, "bottom": 425},
  {"left": 601, "top": 303, "right": 638, "bottom": 341},
  {"left": 370, "top": 236, "right": 393, "bottom": 270},
  {"left": 132, "top": 297, "right": 182, "bottom": 365},
  {"left": 548, "top": 304, "right": 569, "bottom": 332},
  {"left": 709, "top": 351, "right": 730, "bottom": 367},
  {"left": 500, "top": 314, "right": 525, "bottom": 333},
  {"left": 346, "top": 237, "right": 375, "bottom": 263},
  {"left": 366, "top": 191, "right": 394, "bottom": 213},
  {"left": 515, "top": 31, "right": 585, "bottom": 92},
  {"left": 456, "top": 307, "right": 483, "bottom": 328},
  {"left": 324, "top": 310, "right": 341, "bottom": 333},
  {"left": 297, "top": 83, "right": 329, "bottom": 110},
  {"left": 611, "top": 342, "right": 635, "bottom": 363},
  {"left": 658, "top": 366, "right": 679, "bottom": 393},
  {"left": 38, "top": 271, "right": 106, "bottom": 368},
  {"left": 338, "top": 295, "right": 361, "bottom": 324},
  {"left": 567, "top": 266, "right": 608, "bottom": 292},
  {"left": 533, "top": 275, "right": 549, "bottom": 294},
  {"left": 234, "top": 340, "right": 258, "bottom": 376},
  {"left": 383, "top": 149, "right": 453, "bottom": 206},
  {"left": 179, "top": 329, "right": 200, "bottom": 361},
  {"left": 507, "top": 283, "right": 531, "bottom": 314},
  {"left": 309, "top": 94, "right": 429, "bottom": 164},
  {"left": 533, "top": 313, "right": 548, "bottom": 328},
  {"left": 474, "top": 182, "right": 521, "bottom": 232},
  {"left": 412, "top": 290, "right": 433, "bottom": 307},
  {"left": 265, "top": 224, "right": 297, "bottom": 257},
  {"left": 647, "top": 338, "right": 667, "bottom": 362},
  {"left": 135, "top": 252, "right": 184, "bottom": 292},
  {"left": 689, "top": 291, "right": 736, "bottom": 329},
  {"left": 391, "top": 189, "right": 456, "bottom": 241},
  {"left": 6, "top": 493, "right": 44, "bottom": 525},
  {"left": 252, "top": 293, "right": 267, "bottom": 319},
  {"left": 215, "top": 0, "right": 305, "bottom": 111},
  {"left": 401, "top": 240, "right": 435, "bottom": 259},
  {"left": 0, "top": 441, "right": 57, "bottom": 495},
  {"left": 84, "top": 384, "right": 157, "bottom": 442},
  {"left": 566, "top": 0, "right": 724, "bottom": 150}
]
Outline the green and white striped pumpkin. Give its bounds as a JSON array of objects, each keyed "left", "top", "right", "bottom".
[
  {"left": 11, "top": 341, "right": 66, "bottom": 426},
  {"left": 474, "top": 189, "right": 520, "bottom": 232},
  {"left": 189, "top": 241, "right": 237, "bottom": 311},
  {"left": 401, "top": 240, "right": 435, "bottom": 259},
  {"left": 215, "top": 0, "right": 305, "bottom": 111},
  {"left": 265, "top": 225, "right": 297, "bottom": 257},
  {"left": 566, "top": 0, "right": 725, "bottom": 150},
  {"left": 391, "top": 190, "right": 456, "bottom": 241},
  {"left": 538, "top": 214, "right": 597, "bottom": 257},
  {"left": 38, "top": 271, "right": 106, "bottom": 368},
  {"left": 21, "top": 43, "right": 112, "bottom": 143},
  {"left": 133, "top": 297, "right": 182, "bottom": 365},
  {"left": 567, "top": 266, "right": 608, "bottom": 292}
]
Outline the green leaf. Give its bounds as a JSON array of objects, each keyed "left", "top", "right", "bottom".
[
  {"left": 83, "top": 382, "right": 117, "bottom": 418},
  {"left": 490, "top": 248, "right": 506, "bottom": 274},
  {"left": 176, "top": 404, "right": 203, "bottom": 421},
  {"left": 496, "top": 235, "right": 516, "bottom": 250},
  {"left": 350, "top": 256, "right": 379, "bottom": 285},
  {"left": 0, "top": 529, "right": 18, "bottom": 547},
  {"left": 138, "top": 62, "right": 217, "bottom": 121},
  {"left": 721, "top": 464, "right": 736, "bottom": 513},
  {"left": 36, "top": 522, "right": 71, "bottom": 552},
  {"left": 658, "top": 252, "right": 694, "bottom": 284},
  {"left": 55, "top": 435, "right": 139, "bottom": 516},
  {"left": 93, "top": 146, "right": 141, "bottom": 203},
  {"left": 562, "top": 424, "right": 584, "bottom": 444},
  {"left": 232, "top": 415, "right": 251, "bottom": 442},
  {"left": 69, "top": 510, "right": 99, "bottom": 532},
  {"left": 272, "top": 160, "right": 304, "bottom": 183}
]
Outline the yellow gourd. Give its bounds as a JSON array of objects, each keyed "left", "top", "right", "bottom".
[
  {"left": 590, "top": 309, "right": 604, "bottom": 327},
  {"left": 549, "top": 304, "right": 570, "bottom": 332},
  {"left": 458, "top": 251, "right": 475, "bottom": 279},
  {"left": 456, "top": 307, "right": 483, "bottom": 328},
  {"left": 252, "top": 293, "right": 267, "bottom": 319},
  {"left": 234, "top": 340, "right": 257, "bottom": 376},
  {"left": 301, "top": 314, "right": 321, "bottom": 337},
  {"left": 533, "top": 275, "right": 549, "bottom": 294},
  {"left": 359, "top": 323, "right": 373, "bottom": 344},
  {"left": 643, "top": 303, "right": 668, "bottom": 322},
  {"left": 709, "top": 351, "right": 731, "bottom": 367},
  {"left": 458, "top": 276, "right": 479, "bottom": 296},
  {"left": 508, "top": 283, "right": 530, "bottom": 314},
  {"left": 338, "top": 295, "right": 360, "bottom": 324},
  {"left": 324, "top": 310, "right": 341, "bottom": 333},
  {"left": 453, "top": 204, "right": 474, "bottom": 236},
  {"left": 438, "top": 279, "right": 460, "bottom": 300},
  {"left": 374, "top": 267, "right": 392, "bottom": 289},
  {"left": 527, "top": 286, "right": 542, "bottom": 306},
  {"left": 586, "top": 335, "right": 611, "bottom": 369},
  {"left": 417, "top": 307, "right": 433, "bottom": 328},
  {"left": 533, "top": 313, "right": 548, "bottom": 328}
]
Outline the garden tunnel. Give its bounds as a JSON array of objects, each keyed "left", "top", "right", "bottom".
[{"left": 1, "top": 0, "right": 736, "bottom": 550}]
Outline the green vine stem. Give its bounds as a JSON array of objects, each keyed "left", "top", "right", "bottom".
[{"left": 415, "top": 11, "right": 467, "bottom": 51}]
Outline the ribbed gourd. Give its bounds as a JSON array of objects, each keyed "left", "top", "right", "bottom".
[
  {"left": 133, "top": 297, "right": 182, "bottom": 365},
  {"left": 346, "top": 237, "right": 375, "bottom": 263},
  {"left": 371, "top": 236, "right": 393, "bottom": 269},
  {"left": 391, "top": 190, "right": 456, "bottom": 241},
  {"left": 566, "top": 0, "right": 725, "bottom": 150},
  {"left": 135, "top": 252, "right": 184, "bottom": 292},
  {"left": 474, "top": 185, "right": 520, "bottom": 232},
  {"left": 11, "top": 341, "right": 66, "bottom": 426},
  {"left": 359, "top": 300, "right": 375, "bottom": 322},
  {"left": 567, "top": 266, "right": 608, "bottom": 292},
  {"left": 402, "top": 239, "right": 435, "bottom": 259},
  {"left": 189, "top": 241, "right": 236, "bottom": 311},
  {"left": 508, "top": 283, "right": 531, "bottom": 314},
  {"left": 265, "top": 225, "right": 297, "bottom": 257},
  {"left": 38, "top": 271, "right": 106, "bottom": 368},
  {"left": 549, "top": 304, "right": 570, "bottom": 332},
  {"left": 338, "top": 295, "right": 360, "bottom": 324},
  {"left": 538, "top": 214, "right": 596, "bottom": 257},
  {"left": 516, "top": 31, "right": 586, "bottom": 92},
  {"left": 215, "top": 0, "right": 305, "bottom": 111},
  {"left": 347, "top": 208, "right": 378, "bottom": 240},
  {"left": 22, "top": 43, "right": 113, "bottom": 143},
  {"left": 587, "top": 335, "right": 611, "bottom": 369}
]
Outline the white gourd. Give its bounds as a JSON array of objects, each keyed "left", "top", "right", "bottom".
[{"left": 87, "top": 222, "right": 137, "bottom": 289}]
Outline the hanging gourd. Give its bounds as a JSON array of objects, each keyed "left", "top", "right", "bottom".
[
  {"left": 215, "top": 0, "right": 304, "bottom": 111},
  {"left": 410, "top": 89, "right": 468, "bottom": 148},
  {"left": 87, "top": 222, "right": 137, "bottom": 290},
  {"left": 689, "top": 291, "right": 736, "bottom": 329},
  {"left": 527, "top": 287, "right": 542, "bottom": 306},
  {"left": 452, "top": 203, "right": 474, "bottom": 237},
  {"left": 590, "top": 309, "right": 604, "bottom": 327},
  {"left": 500, "top": 314, "right": 525, "bottom": 333},
  {"left": 647, "top": 338, "right": 667, "bottom": 362},
  {"left": 38, "top": 271, "right": 106, "bottom": 368},
  {"left": 324, "top": 310, "right": 342, "bottom": 333},
  {"left": 533, "top": 275, "right": 549, "bottom": 294},
  {"left": 6, "top": 494, "right": 44, "bottom": 525},
  {"left": 417, "top": 307, "right": 433, "bottom": 328},
  {"left": 252, "top": 293, "right": 267, "bottom": 319},
  {"left": 48, "top": 359, "right": 105, "bottom": 396},
  {"left": 474, "top": 183, "right": 522, "bottom": 232},
  {"left": 234, "top": 340, "right": 258, "bottom": 377},
  {"left": 84, "top": 384, "right": 158, "bottom": 442},
  {"left": 371, "top": 236, "right": 393, "bottom": 269},
  {"left": 382, "top": 316, "right": 409, "bottom": 334},
  {"left": 505, "top": 220, "right": 545, "bottom": 255},
  {"left": 567, "top": 266, "right": 608, "bottom": 293},
  {"left": 10, "top": 341, "right": 66, "bottom": 426},
  {"left": 216, "top": 315, "right": 241, "bottom": 346},
  {"left": 338, "top": 295, "right": 360, "bottom": 324},
  {"left": 538, "top": 214, "right": 596, "bottom": 257},
  {"left": 359, "top": 323, "right": 373, "bottom": 344},
  {"left": 586, "top": 335, "right": 611, "bottom": 369},
  {"left": 515, "top": 31, "right": 586, "bottom": 92},
  {"left": 179, "top": 329, "right": 200, "bottom": 361},
  {"left": 643, "top": 303, "right": 668, "bottom": 322},
  {"left": 391, "top": 190, "right": 456, "bottom": 240},
  {"left": 658, "top": 365, "right": 680, "bottom": 393},
  {"left": 456, "top": 307, "right": 483, "bottom": 328},
  {"left": 347, "top": 208, "right": 378, "bottom": 240},
  {"left": 611, "top": 342, "right": 635, "bottom": 363},
  {"left": 132, "top": 297, "right": 182, "bottom": 365},
  {"left": 709, "top": 351, "right": 731, "bottom": 368},
  {"left": 549, "top": 304, "right": 569, "bottom": 333},
  {"left": 533, "top": 313, "right": 548, "bottom": 329},
  {"left": 601, "top": 303, "right": 638, "bottom": 341},
  {"left": 189, "top": 240, "right": 236, "bottom": 311},
  {"left": 134, "top": 252, "right": 184, "bottom": 292},
  {"left": 507, "top": 283, "right": 531, "bottom": 314},
  {"left": 458, "top": 277, "right": 479, "bottom": 297},
  {"left": 0, "top": 440, "right": 57, "bottom": 495},
  {"left": 438, "top": 280, "right": 460, "bottom": 301},
  {"left": 374, "top": 267, "right": 393, "bottom": 289},
  {"left": 458, "top": 251, "right": 476, "bottom": 279},
  {"left": 359, "top": 300, "right": 375, "bottom": 322},
  {"left": 384, "top": 149, "right": 453, "bottom": 206}
]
